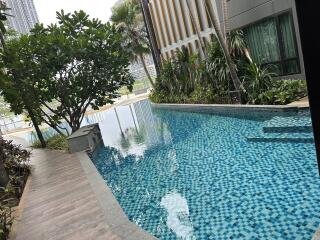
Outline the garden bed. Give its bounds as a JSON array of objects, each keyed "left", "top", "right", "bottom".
[{"left": 0, "top": 140, "right": 30, "bottom": 240}]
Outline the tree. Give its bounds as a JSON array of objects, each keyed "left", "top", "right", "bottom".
[
  {"left": 111, "top": 0, "right": 155, "bottom": 88},
  {"left": 0, "top": 35, "right": 50, "bottom": 147},
  {"left": 0, "top": 10, "right": 134, "bottom": 136},
  {"left": 204, "top": 0, "right": 244, "bottom": 101},
  {"left": 0, "top": 1, "right": 12, "bottom": 182}
]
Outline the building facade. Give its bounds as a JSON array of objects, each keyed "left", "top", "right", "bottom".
[
  {"left": 142, "top": 0, "right": 305, "bottom": 79},
  {"left": 4, "top": 0, "right": 39, "bottom": 34},
  {"left": 144, "top": 0, "right": 218, "bottom": 60},
  {"left": 216, "top": 0, "right": 304, "bottom": 79}
]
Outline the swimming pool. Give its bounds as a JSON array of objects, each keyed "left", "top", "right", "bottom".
[{"left": 91, "top": 100, "right": 319, "bottom": 239}]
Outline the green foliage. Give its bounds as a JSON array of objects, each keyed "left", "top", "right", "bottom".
[
  {"left": 228, "top": 30, "right": 246, "bottom": 57},
  {"left": 0, "top": 140, "right": 30, "bottom": 240},
  {"left": 0, "top": 188, "right": 14, "bottom": 240},
  {"left": 32, "top": 134, "right": 68, "bottom": 151},
  {"left": 258, "top": 79, "right": 307, "bottom": 105},
  {"left": 151, "top": 29, "right": 306, "bottom": 106},
  {"left": 244, "top": 63, "right": 275, "bottom": 104},
  {"left": 154, "top": 46, "right": 204, "bottom": 98},
  {"left": 0, "top": 10, "right": 134, "bottom": 134},
  {"left": 189, "top": 84, "right": 216, "bottom": 104},
  {"left": 206, "top": 38, "right": 230, "bottom": 92},
  {"left": 111, "top": 0, "right": 149, "bottom": 60},
  {"left": 111, "top": 0, "right": 155, "bottom": 87},
  {"left": 0, "top": 97, "right": 12, "bottom": 117}
]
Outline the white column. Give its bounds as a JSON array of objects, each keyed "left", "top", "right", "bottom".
[
  {"left": 199, "top": 0, "right": 209, "bottom": 30},
  {"left": 180, "top": 0, "right": 194, "bottom": 37},
  {"left": 174, "top": 0, "right": 187, "bottom": 40},
  {"left": 149, "top": 2, "right": 165, "bottom": 49},
  {"left": 160, "top": 0, "right": 175, "bottom": 45},
  {"left": 154, "top": 0, "right": 170, "bottom": 48},
  {"left": 167, "top": 0, "right": 181, "bottom": 42}
]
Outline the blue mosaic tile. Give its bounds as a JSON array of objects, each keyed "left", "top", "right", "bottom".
[{"left": 90, "top": 100, "right": 320, "bottom": 240}]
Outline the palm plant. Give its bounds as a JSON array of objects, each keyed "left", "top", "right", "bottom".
[
  {"left": 204, "top": 0, "right": 244, "bottom": 100},
  {"left": 156, "top": 47, "right": 203, "bottom": 97},
  {"left": 172, "top": 47, "right": 198, "bottom": 95},
  {"left": 206, "top": 39, "right": 229, "bottom": 87},
  {"left": 228, "top": 30, "right": 246, "bottom": 57},
  {"left": 111, "top": 0, "right": 155, "bottom": 88},
  {"left": 244, "top": 62, "right": 274, "bottom": 103}
]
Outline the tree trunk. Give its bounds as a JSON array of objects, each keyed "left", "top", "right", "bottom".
[
  {"left": 26, "top": 107, "right": 46, "bottom": 148},
  {"left": 0, "top": 33, "right": 5, "bottom": 49},
  {"left": 204, "top": 0, "right": 244, "bottom": 100},
  {"left": 70, "top": 121, "right": 81, "bottom": 134},
  {"left": 0, "top": 158, "right": 9, "bottom": 187},
  {"left": 139, "top": 53, "right": 155, "bottom": 89}
]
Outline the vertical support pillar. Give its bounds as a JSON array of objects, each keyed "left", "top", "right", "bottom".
[
  {"left": 295, "top": 0, "right": 320, "bottom": 175},
  {"left": 140, "top": 0, "right": 161, "bottom": 75}
]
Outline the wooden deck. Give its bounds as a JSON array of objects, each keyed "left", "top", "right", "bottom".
[{"left": 10, "top": 149, "right": 155, "bottom": 240}]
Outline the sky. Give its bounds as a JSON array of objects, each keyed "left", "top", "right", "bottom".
[{"left": 33, "top": 0, "right": 120, "bottom": 26}]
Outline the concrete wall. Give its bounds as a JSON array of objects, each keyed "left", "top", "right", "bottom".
[{"left": 216, "top": 0, "right": 305, "bottom": 80}]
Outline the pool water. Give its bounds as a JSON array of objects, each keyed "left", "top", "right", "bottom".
[{"left": 91, "top": 100, "right": 320, "bottom": 240}]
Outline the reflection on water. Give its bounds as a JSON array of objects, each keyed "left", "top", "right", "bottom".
[
  {"left": 94, "top": 99, "right": 172, "bottom": 157},
  {"left": 10, "top": 100, "right": 173, "bottom": 155},
  {"left": 160, "top": 191, "right": 196, "bottom": 240}
]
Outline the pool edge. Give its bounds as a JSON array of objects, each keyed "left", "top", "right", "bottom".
[
  {"left": 76, "top": 151, "right": 157, "bottom": 240},
  {"left": 151, "top": 102, "right": 309, "bottom": 112}
]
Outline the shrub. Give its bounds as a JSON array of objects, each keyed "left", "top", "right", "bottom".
[
  {"left": 32, "top": 134, "right": 68, "bottom": 151},
  {"left": 0, "top": 140, "right": 30, "bottom": 240},
  {"left": 189, "top": 84, "right": 216, "bottom": 104},
  {"left": 0, "top": 188, "right": 15, "bottom": 240},
  {"left": 243, "top": 63, "right": 275, "bottom": 104},
  {"left": 258, "top": 79, "right": 307, "bottom": 105}
]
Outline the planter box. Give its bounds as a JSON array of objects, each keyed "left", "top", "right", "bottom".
[{"left": 67, "top": 124, "right": 102, "bottom": 153}]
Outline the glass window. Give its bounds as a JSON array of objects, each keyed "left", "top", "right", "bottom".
[
  {"left": 245, "top": 18, "right": 281, "bottom": 64},
  {"left": 279, "top": 14, "right": 296, "bottom": 59},
  {"left": 244, "top": 12, "right": 300, "bottom": 76}
]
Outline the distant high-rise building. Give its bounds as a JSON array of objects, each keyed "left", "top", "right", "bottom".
[{"left": 4, "top": 0, "right": 39, "bottom": 34}]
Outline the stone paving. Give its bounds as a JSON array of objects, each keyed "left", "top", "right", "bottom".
[{"left": 10, "top": 149, "right": 155, "bottom": 240}]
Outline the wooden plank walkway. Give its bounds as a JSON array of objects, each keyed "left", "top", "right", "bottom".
[{"left": 10, "top": 149, "right": 155, "bottom": 240}]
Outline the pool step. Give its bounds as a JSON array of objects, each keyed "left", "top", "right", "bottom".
[
  {"left": 263, "top": 126, "right": 313, "bottom": 133},
  {"left": 262, "top": 115, "right": 312, "bottom": 133},
  {"left": 247, "top": 136, "right": 314, "bottom": 143},
  {"left": 247, "top": 132, "right": 314, "bottom": 143}
]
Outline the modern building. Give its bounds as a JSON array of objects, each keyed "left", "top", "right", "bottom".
[
  {"left": 141, "top": 0, "right": 305, "bottom": 79},
  {"left": 4, "top": 0, "right": 39, "bottom": 34}
]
